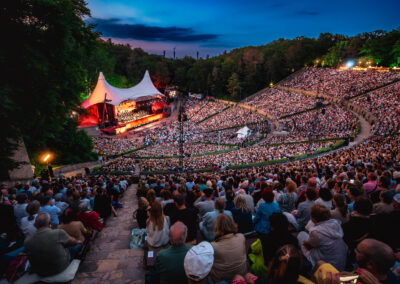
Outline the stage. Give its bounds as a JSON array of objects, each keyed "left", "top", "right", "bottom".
[{"left": 101, "top": 113, "right": 166, "bottom": 135}]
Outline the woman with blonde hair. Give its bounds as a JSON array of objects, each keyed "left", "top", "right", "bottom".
[
  {"left": 231, "top": 194, "right": 253, "bottom": 233},
  {"left": 146, "top": 201, "right": 170, "bottom": 248},
  {"left": 210, "top": 213, "right": 247, "bottom": 283}
]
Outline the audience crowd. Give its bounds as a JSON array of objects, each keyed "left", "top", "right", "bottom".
[
  {"left": 280, "top": 67, "right": 400, "bottom": 99},
  {"left": 133, "top": 143, "right": 233, "bottom": 158},
  {"left": 132, "top": 133, "right": 400, "bottom": 284},
  {"left": 0, "top": 174, "right": 132, "bottom": 280},
  {"left": 136, "top": 142, "right": 334, "bottom": 171},
  {"left": 199, "top": 106, "right": 266, "bottom": 131},
  {"left": 184, "top": 99, "right": 227, "bottom": 123},
  {"left": 352, "top": 82, "right": 400, "bottom": 135},
  {"left": 243, "top": 88, "right": 323, "bottom": 119},
  {"left": 4, "top": 67, "right": 400, "bottom": 282}
]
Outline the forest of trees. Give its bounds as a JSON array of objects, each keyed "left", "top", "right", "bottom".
[
  {"left": 92, "top": 30, "right": 400, "bottom": 102},
  {"left": 1, "top": 0, "right": 400, "bottom": 178}
]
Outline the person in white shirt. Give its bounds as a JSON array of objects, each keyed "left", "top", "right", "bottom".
[
  {"left": 20, "top": 200, "right": 40, "bottom": 238},
  {"left": 146, "top": 201, "right": 170, "bottom": 248}
]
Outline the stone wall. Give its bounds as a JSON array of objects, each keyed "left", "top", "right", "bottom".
[{"left": 7, "top": 139, "right": 33, "bottom": 181}]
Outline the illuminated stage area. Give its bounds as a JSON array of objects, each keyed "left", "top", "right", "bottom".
[
  {"left": 79, "top": 70, "right": 169, "bottom": 135},
  {"left": 102, "top": 113, "right": 166, "bottom": 135}
]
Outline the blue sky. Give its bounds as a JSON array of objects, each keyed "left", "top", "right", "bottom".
[{"left": 86, "top": 0, "right": 400, "bottom": 58}]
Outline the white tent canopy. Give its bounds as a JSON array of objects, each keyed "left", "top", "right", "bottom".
[
  {"left": 236, "top": 126, "right": 251, "bottom": 139},
  {"left": 82, "top": 70, "right": 164, "bottom": 108}
]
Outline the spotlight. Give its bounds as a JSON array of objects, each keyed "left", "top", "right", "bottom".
[{"left": 345, "top": 60, "right": 355, "bottom": 69}]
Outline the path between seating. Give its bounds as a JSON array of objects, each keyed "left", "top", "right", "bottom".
[
  {"left": 73, "top": 184, "right": 145, "bottom": 284},
  {"left": 350, "top": 110, "right": 372, "bottom": 146}
]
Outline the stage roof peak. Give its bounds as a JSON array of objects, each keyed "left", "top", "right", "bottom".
[{"left": 81, "top": 70, "right": 164, "bottom": 108}]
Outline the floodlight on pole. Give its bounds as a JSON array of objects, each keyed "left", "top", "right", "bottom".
[{"left": 345, "top": 60, "right": 355, "bottom": 69}]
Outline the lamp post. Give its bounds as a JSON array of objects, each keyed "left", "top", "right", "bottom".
[{"left": 43, "top": 153, "right": 52, "bottom": 181}]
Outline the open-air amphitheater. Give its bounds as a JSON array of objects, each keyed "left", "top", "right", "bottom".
[
  {"left": 93, "top": 67, "right": 400, "bottom": 174},
  {"left": 3, "top": 67, "right": 400, "bottom": 284}
]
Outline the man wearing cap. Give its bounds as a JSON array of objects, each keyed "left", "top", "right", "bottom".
[
  {"left": 155, "top": 222, "right": 191, "bottom": 284},
  {"left": 184, "top": 242, "right": 214, "bottom": 284}
]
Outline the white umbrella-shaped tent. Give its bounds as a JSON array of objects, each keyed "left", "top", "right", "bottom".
[{"left": 81, "top": 70, "right": 164, "bottom": 109}]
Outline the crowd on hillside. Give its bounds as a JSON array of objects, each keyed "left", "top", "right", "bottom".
[
  {"left": 352, "top": 82, "right": 400, "bottom": 136},
  {"left": 243, "top": 89, "right": 322, "bottom": 119},
  {"left": 199, "top": 106, "right": 266, "bottom": 131},
  {"left": 92, "top": 136, "right": 143, "bottom": 156},
  {"left": 184, "top": 99, "right": 227, "bottom": 123},
  {"left": 133, "top": 143, "right": 233, "bottom": 158},
  {"left": 136, "top": 142, "right": 334, "bottom": 172},
  {"left": 280, "top": 105, "right": 358, "bottom": 140},
  {"left": 131, "top": 134, "right": 400, "bottom": 284},
  {"left": 0, "top": 174, "right": 132, "bottom": 280},
  {"left": 280, "top": 68, "right": 400, "bottom": 99}
]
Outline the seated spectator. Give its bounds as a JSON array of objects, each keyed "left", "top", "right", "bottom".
[
  {"left": 136, "top": 197, "right": 149, "bottom": 229},
  {"left": 260, "top": 213, "right": 299, "bottom": 265},
  {"left": 146, "top": 189, "right": 157, "bottom": 205},
  {"left": 231, "top": 194, "right": 253, "bottom": 234},
  {"left": 292, "top": 188, "right": 316, "bottom": 230},
  {"left": 355, "top": 239, "right": 399, "bottom": 284},
  {"left": 277, "top": 180, "right": 297, "bottom": 213},
  {"left": 70, "top": 191, "right": 82, "bottom": 213},
  {"left": 345, "top": 180, "right": 363, "bottom": 213},
  {"left": 224, "top": 188, "right": 235, "bottom": 211},
  {"left": 363, "top": 172, "right": 378, "bottom": 196},
  {"left": 238, "top": 188, "right": 255, "bottom": 215},
  {"left": 297, "top": 178, "right": 318, "bottom": 205},
  {"left": 0, "top": 190, "right": 18, "bottom": 241},
  {"left": 58, "top": 208, "right": 88, "bottom": 243},
  {"left": 373, "top": 190, "right": 394, "bottom": 214},
  {"left": 370, "top": 193, "right": 400, "bottom": 251},
  {"left": 315, "top": 187, "right": 333, "bottom": 210},
  {"left": 20, "top": 200, "right": 40, "bottom": 238},
  {"left": 257, "top": 244, "right": 314, "bottom": 284},
  {"left": 76, "top": 202, "right": 104, "bottom": 232},
  {"left": 210, "top": 213, "right": 247, "bottom": 282},
  {"left": 94, "top": 188, "right": 117, "bottom": 219},
  {"left": 342, "top": 196, "right": 373, "bottom": 258},
  {"left": 146, "top": 201, "right": 170, "bottom": 248},
  {"left": 54, "top": 193, "right": 69, "bottom": 213},
  {"left": 254, "top": 190, "right": 280, "bottom": 235},
  {"left": 40, "top": 195, "right": 61, "bottom": 227},
  {"left": 13, "top": 193, "right": 28, "bottom": 228},
  {"left": 160, "top": 190, "right": 174, "bottom": 208},
  {"left": 200, "top": 197, "right": 232, "bottom": 241},
  {"left": 24, "top": 212, "right": 82, "bottom": 277},
  {"left": 184, "top": 241, "right": 214, "bottom": 284},
  {"left": 330, "top": 193, "right": 349, "bottom": 224},
  {"left": 194, "top": 187, "right": 215, "bottom": 219},
  {"left": 298, "top": 204, "right": 348, "bottom": 271},
  {"left": 169, "top": 192, "right": 198, "bottom": 244},
  {"left": 155, "top": 222, "right": 191, "bottom": 284}
]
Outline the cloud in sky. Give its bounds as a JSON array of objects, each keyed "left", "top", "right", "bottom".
[{"left": 88, "top": 18, "right": 219, "bottom": 43}]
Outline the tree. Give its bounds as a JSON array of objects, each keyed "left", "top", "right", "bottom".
[
  {"left": 226, "top": 73, "right": 242, "bottom": 101},
  {"left": 1, "top": 0, "right": 98, "bottom": 173}
]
